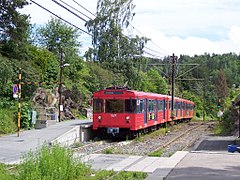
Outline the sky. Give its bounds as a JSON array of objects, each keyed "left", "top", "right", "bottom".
[{"left": 21, "top": 0, "right": 240, "bottom": 57}]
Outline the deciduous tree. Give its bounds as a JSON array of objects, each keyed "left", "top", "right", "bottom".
[
  {"left": 216, "top": 69, "right": 228, "bottom": 99},
  {"left": 0, "top": 0, "right": 31, "bottom": 59}
]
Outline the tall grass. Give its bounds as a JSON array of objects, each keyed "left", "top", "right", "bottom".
[
  {"left": 0, "top": 144, "right": 147, "bottom": 179},
  {"left": 18, "top": 144, "right": 92, "bottom": 179}
]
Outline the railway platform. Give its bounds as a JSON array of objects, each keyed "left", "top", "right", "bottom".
[
  {"left": 0, "top": 119, "right": 92, "bottom": 164},
  {"left": 76, "top": 135, "right": 240, "bottom": 180},
  {"left": 77, "top": 151, "right": 188, "bottom": 179},
  {"left": 1, "top": 120, "right": 240, "bottom": 180}
]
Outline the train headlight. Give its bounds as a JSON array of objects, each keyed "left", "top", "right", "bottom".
[
  {"left": 98, "top": 116, "right": 102, "bottom": 122},
  {"left": 126, "top": 116, "right": 130, "bottom": 123}
]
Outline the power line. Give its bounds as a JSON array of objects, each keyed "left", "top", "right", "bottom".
[
  {"left": 59, "top": 0, "right": 92, "bottom": 20},
  {"left": 49, "top": 0, "right": 155, "bottom": 58},
  {"left": 30, "top": 0, "right": 92, "bottom": 36},
  {"left": 129, "top": 24, "right": 170, "bottom": 55},
  {"left": 65, "top": 0, "right": 168, "bottom": 58},
  {"left": 144, "top": 46, "right": 166, "bottom": 56},
  {"left": 69, "top": 0, "right": 169, "bottom": 55},
  {"left": 51, "top": 0, "right": 87, "bottom": 22},
  {"left": 33, "top": 0, "right": 167, "bottom": 60},
  {"left": 72, "top": 0, "right": 96, "bottom": 17},
  {"left": 143, "top": 50, "right": 165, "bottom": 59}
]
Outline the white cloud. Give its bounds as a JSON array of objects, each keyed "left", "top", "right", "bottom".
[
  {"left": 21, "top": 0, "right": 240, "bottom": 56},
  {"left": 229, "top": 26, "right": 240, "bottom": 49},
  {"left": 137, "top": 26, "right": 239, "bottom": 57}
]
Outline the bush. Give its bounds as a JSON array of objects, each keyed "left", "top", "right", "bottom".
[
  {"left": 19, "top": 102, "right": 33, "bottom": 130},
  {"left": 0, "top": 163, "right": 12, "bottom": 180},
  {"left": 0, "top": 108, "right": 17, "bottom": 134},
  {"left": 215, "top": 108, "right": 234, "bottom": 135}
]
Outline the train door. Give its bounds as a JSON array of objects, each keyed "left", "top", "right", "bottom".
[
  {"left": 154, "top": 100, "right": 157, "bottom": 122},
  {"left": 144, "top": 99, "right": 147, "bottom": 124},
  {"left": 180, "top": 102, "right": 183, "bottom": 117},
  {"left": 163, "top": 100, "right": 166, "bottom": 120},
  {"left": 175, "top": 101, "right": 178, "bottom": 118}
]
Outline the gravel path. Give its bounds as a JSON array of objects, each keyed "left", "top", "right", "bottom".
[{"left": 75, "top": 121, "right": 215, "bottom": 157}]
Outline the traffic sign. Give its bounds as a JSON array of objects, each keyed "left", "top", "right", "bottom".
[
  {"left": 217, "top": 111, "right": 223, "bottom": 118},
  {"left": 13, "top": 84, "right": 18, "bottom": 94}
]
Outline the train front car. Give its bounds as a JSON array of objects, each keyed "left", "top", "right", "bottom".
[{"left": 92, "top": 87, "right": 139, "bottom": 137}]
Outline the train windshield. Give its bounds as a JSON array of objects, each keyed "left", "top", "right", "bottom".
[
  {"left": 106, "top": 99, "right": 124, "bottom": 113},
  {"left": 93, "top": 99, "right": 103, "bottom": 113},
  {"left": 105, "top": 99, "right": 137, "bottom": 113},
  {"left": 125, "top": 99, "right": 137, "bottom": 113}
]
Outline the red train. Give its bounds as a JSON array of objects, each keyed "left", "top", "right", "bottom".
[{"left": 92, "top": 86, "right": 194, "bottom": 137}]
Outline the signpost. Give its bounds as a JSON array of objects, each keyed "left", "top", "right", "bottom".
[{"left": 13, "top": 84, "right": 18, "bottom": 98}]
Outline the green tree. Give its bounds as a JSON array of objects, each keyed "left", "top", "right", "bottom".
[
  {"left": 85, "top": 0, "right": 148, "bottom": 88},
  {"left": 216, "top": 69, "right": 228, "bottom": 100},
  {"left": 29, "top": 46, "right": 59, "bottom": 82},
  {"left": 0, "top": 0, "right": 31, "bottom": 59},
  {"left": 0, "top": 55, "right": 13, "bottom": 95},
  {"left": 36, "top": 17, "right": 81, "bottom": 56},
  {"left": 85, "top": 0, "right": 136, "bottom": 62},
  {"left": 35, "top": 17, "right": 84, "bottom": 89},
  {"left": 146, "top": 68, "right": 168, "bottom": 94}
]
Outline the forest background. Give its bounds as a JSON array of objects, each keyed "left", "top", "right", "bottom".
[{"left": 0, "top": 0, "right": 240, "bottom": 134}]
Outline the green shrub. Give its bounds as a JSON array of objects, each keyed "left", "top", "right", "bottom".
[
  {"left": 148, "top": 149, "right": 164, "bottom": 157},
  {"left": 215, "top": 108, "right": 234, "bottom": 135},
  {"left": 115, "top": 171, "right": 147, "bottom": 180},
  {"left": 220, "top": 109, "right": 234, "bottom": 135},
  {"left": 0, "top": 163, "right": 13, "bottom": 180},
  {"left": 0, "top": 108, "right": 17, "bottom": 134},
  {"left": 19, "top": 102, "right": 33, "bottom": 130},
  {"left": 104, "top": 148, "right": 114, "bottom": 154}
]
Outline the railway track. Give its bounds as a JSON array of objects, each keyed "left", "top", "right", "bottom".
[
  {"left": 73, "top": 121, "right": 215, "bottom": 156},
  {"left": 73, "top": 139, "right": 132, "bottom": 154},
  {"left": 148, "top": 122, "right": 204, "bottom": 156}
]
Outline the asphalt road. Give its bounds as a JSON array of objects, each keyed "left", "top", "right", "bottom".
[{"left": 0, "top": 119, "right": 91, "bottom": 164}]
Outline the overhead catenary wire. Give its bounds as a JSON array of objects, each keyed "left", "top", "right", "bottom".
[
  {"left": 70, "top": 0, "right": 168, "bottom": 58},
  {"left": 143, "top": 50, "right": 165, "bottom": 59},
  {"left": 30, "top": 0, "right": 92, "bottom": 36},
  {"left": 129, "top": 24, "right": 170, "bottom": 56},
  {"left": 58, "top": 0, "right": 92, "bottom": 20},
  {"left": 31, "top": 0, "right": 166, "bottom": 59},
  {"left": 51, "top": 0, "right": 87, "bottom": 22},
  {"left": 72, "top": 0, "right": 96, "bottom": 17}
]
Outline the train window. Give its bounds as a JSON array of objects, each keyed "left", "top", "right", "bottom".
[
  {"left": 174, "top": 101, "right": 177, "bottom": 110},
  {"left": 93, "top": 99, "right": 103, "bottom": 113},
  {"left": 178, "top": 102, "right": 181, "bottom": 110},
  {"left": 105, "top": 99, "right": 124, "bottom": 113},
  {"left": 137, "top": 100, "right": 144, "bottom": 113},
  {"left": 158, "top": 100, "right": 163, "bottom": 111},
  {"left": 148, "top": 100, "right": 154, "bottom": 112},
  {"left": 125, "top": 99, "right": 137, "bottom": 113}
]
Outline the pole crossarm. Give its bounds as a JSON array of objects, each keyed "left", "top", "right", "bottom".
[
  {"left": 148, "top": 63, "right": 170, "bottom": 77},
  {"left": 14, "top": 81, "right": 63, "bottom": 85},
  {"left": 176, "top": 64, "right": 200, "bottom": 79},
  {"left": 177, "top": 78, "right": 204, "bottom": 81}
]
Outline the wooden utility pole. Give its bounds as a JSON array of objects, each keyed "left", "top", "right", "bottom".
[
  {"left": 17, "top": 68, "right": 22, "bottom": 137},
  {"left": 58, "top": 47, "right": 64, "bottom": 122},
  {"left": 170, "top": 54, "right": 177, "bottom": 121}
]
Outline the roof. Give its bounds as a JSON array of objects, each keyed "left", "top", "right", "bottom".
[{"left": 93, "top": 88, "right": 194, "bottom": 104}]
